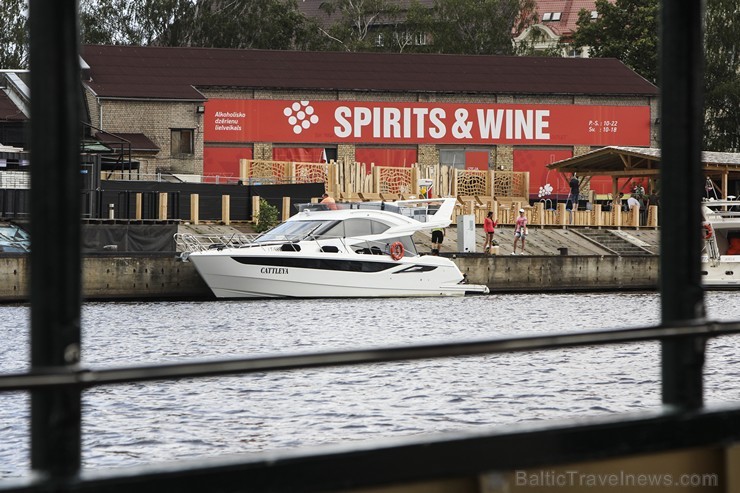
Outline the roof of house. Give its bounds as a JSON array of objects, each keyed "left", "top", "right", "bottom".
[
  {"left": 0, "top": 91, "right": 26, "bottom": 122},
  {"left": 297, "top": 0, "right": 435, "bottom": 28},
  {"left": 534, "top": 0, "right": 606, "bottom": 37},
  {"left": 94, "top": 132, "right": 160, "bottom": 152},
  {"left": 80, "top": 44, "right": 657, "bottom": 101},
  {"left": 546, "top": 146, "right": 740, "bottom": 179}
]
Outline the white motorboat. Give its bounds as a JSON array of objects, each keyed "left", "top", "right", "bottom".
[
  {"left": 701, "top": 199, "right": 740, "bottom": 288},
  {"left": 177, "top": 198, "right": 489, "bottom": 298}
]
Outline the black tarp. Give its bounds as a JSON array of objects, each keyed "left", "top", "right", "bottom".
[{"left": 81, "top": 223, "right": 177, "bottom": 253}]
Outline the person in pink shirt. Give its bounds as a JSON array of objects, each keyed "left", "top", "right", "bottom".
[
  {"left": 512, "top": 208, "right": 528, "bottom": 255},
  {"left": 483, "top": 211, "right": 497, "bottom": 254},
  {"left": 320, "top": 193, "right": 337, "bottom": 210}
]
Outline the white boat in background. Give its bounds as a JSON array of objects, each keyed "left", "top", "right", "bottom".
[
  {"left": 177, "top": 198, "right": 489, "bottom": 298},
  {"left": 701, "top": 199, "right": 740, "bottom": 288}
]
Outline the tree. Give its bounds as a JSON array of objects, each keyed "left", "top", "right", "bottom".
[
  {"left": 0, "top": 0, "right": 28, "bottom": 68},
  {"left": 575, "top": 0, "right": 738, "bottom": 151},
  {"left": 704, "top": 0, "right": 740, "bottom": 152},
  {"left": 255, "top": 198, "right": 279, "bottom": 233},
  {"left": 412, "top": 0, "right": 537, "bottom": 55},
  {"left": 80, "top": 0, "right": 195, "bottom": 46},
  {"left": 573, "top": 0, "right": 659, "bottom": 84},
  {"left": 185, "top": 0, "right": 323, "bottom": 50},
  {"left": 316, "top": 0, "right": 403, "bottom": 52},
  {"left": 79, "top": 0, "right": 322, "bottom": 50}
]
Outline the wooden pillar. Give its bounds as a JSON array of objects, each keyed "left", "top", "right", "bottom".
[
  {"left": 158, "top": 192, "right": 168, "bottom": 220},
  {"left": 534, "top": 202, "right": 544, "bottom": 226},
  {"left": 557, "top": 202, "right": 567, "bottom": 227},
  {"left": 135, "top": 192, "right": 142, "bottom": 220},
  {"left": 239, "top": 158, "right": 249, "bottom": 182},
  {"left": 647, "top": 205, "right": 659, "bottom": 228},
  {"left": 190, "top": 193, "right": 199, "bottom": 225},
  {"left": 593, "top": 204, "right": 603, "bottom": 227},
  {"left": 613, "top": 204, "right": 622, "bottom": 228},
  {"left": 282, "top": 196, "right": 291, "bottom": 222},
  {"left": 612, "top": 176, "right": 620, "bottom": 210},
  {"left": 221, "top": 194, "right": 231, "bottom": 225},
  {"left": 252, "top": 195, "right": 261, "bottom": 224}
]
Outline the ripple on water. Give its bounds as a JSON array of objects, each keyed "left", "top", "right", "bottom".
[{"left": 0, "top": 291, "right": 738, "bottom": 476}]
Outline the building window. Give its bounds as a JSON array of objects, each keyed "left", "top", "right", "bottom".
[
  {"left": 375, "top": 33, "right": 384, "bottom": 47},
  {"left": 552, "top": 12, "right": 562, "bottom": 20},
  {"left": 414, "top": 32, "right": 428, "bottom": 46},
  {"left": 542, "top": 12, "right": 552, "bottom": 21},
  {"left": 439, "top": 149, "right": 466, "bottom": 170},
  {"left": 171, "top": 129, "right": 194, "bottom": 156}
]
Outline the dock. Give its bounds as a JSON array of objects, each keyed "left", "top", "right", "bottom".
[{"left": 0, "top": 223, "right": 660, "bottom": 302}]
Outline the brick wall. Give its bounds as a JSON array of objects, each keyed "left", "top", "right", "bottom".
[
  {"left": 84, "top": 85, "right": 658, "bottom": 179},
  {"left": 85, "top": 89, "right": 204, "bottom": 176}
]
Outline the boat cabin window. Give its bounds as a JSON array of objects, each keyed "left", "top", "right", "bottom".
[
  {"left": 255, "top": 220, "right": 333, "bottom": 242},
  {"left": 321, "top": 218, "right": 391, "bottom": 238}
]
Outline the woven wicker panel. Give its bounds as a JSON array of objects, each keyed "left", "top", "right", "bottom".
[
  {"left": 246, "top": 160, "right": 290, "bottom": 181},
  {"left": 493, "top": 171, "right": 527, "bottom": 198},
  {"left": 377, "top": 167, "right": 413, "bottom": 194},
  {"left": 456, "top": 170, "right": 489, "bottom": 196},
  {"left": 294, "top": 162, "right": 327, "bottom": 185}
]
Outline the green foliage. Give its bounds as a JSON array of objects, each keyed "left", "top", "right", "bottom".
[
  {"left": 255, "top": 198, "right": 279, "bottom": 233},
  {"left": 79, "top": 0, "right": 321, "bottom": 50},
  {"left": 412, "top": 0, "right": 537, "bottom": 55},
  {"left": 185, "top": 0, "right": 320, "bottom": 50},
  {"left": 0, "top": 0, "right": 28, "bottom": 68},
  {"left": 573, "top": 0, "right": 737, "bottom": 151},
  {"left": 573, "top": 0, "right": 659, "bottom": 84},
  {"left": 704, "top": 0, "right": 740, "bottom": 152},
  {"left": 314, "top": 0, "right": 536, "bottom": 55},
  {"left": 317, "top": 0, "right": 403, "bottom": 52}
]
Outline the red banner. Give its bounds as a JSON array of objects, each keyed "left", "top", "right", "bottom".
[{"left": 205, "top": 99, "right": 651, "bottom": 146}]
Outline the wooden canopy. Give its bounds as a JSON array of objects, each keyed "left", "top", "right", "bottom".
[{"left": 547, "top": 146, "right": 740, "bottom": 200}]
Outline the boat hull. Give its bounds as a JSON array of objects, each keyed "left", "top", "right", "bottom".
[
  {"left": 188, "top": 250, "right": 488, "bottom": 298},
  {"left": 701, "top": 255, "right": 740, "bottom": 288}
]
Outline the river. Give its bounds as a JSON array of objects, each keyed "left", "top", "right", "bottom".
[{"left": 1, "top": 291, "right": 739, "bottom": 477}]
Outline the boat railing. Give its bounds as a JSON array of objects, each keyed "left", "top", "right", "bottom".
[
  {"left": 175, "top": 232, "right": 417, "bottom": 258},
  {"left": 295, "top": 199, "right": 445, "bottom": 223},
  {"left": 174, "top": 232, "right": 259, "bottom": 253}
]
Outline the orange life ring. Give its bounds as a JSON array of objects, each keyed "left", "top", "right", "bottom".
[
  {"left": 389, "top": 241, "right": 404, "bottom": 260},
  {"left": 703, "top": 222, "right": 713, "bottom": 240}
]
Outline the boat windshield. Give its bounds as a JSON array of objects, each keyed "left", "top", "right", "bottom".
[{"left": 254, "top": 220, "right": 335, "bottom": 243}]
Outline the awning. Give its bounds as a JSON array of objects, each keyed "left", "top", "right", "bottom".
[
  {"left": 94, "top": 132, "right": 160, "bottom": 152},
  {"left": 547, "top": 146, "right": 740, "bottom": 199}
]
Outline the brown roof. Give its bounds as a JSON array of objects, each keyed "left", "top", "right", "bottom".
[
  {"left": 547, "top": 146, "right": 740, "bottom": 179},
  {"left": 95, "top": 132, "right": 160, "bottom": 152},
  {"left": 80, "top": 44, "right": 657, "bottom": 101},
  {"left": 0, "top": 91, "right": 26, "bottom": 121},
  {"left": 534, "top": 0, "right": 611, "bottom": 37}
]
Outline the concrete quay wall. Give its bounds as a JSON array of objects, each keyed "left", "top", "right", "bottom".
[
  {"left": 0, "top": 254, "right": 659, "bottom": 302},
  {"left": 0, "top": 254, "right": 212, "bottom": 303},
  {"left": 456, "top": 254, "right": 659, "bottom": 292}
]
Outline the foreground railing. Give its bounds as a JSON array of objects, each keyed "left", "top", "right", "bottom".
[{"left": 4, "top": 1, "right": 732, "bottom": 492}]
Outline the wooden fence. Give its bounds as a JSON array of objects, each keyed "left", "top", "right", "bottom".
[
  {"left": 238, "top": 159, "right": 529, "bottom": 202},
  {"left": 236, "top": 159, "right": 656, "bottom": 228}
]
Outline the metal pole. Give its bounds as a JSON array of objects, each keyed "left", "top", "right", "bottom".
[
  {"left": 29, "top": 0, "right": 82, "bottom": 479},
  {"left": 659, "top": 1, "right": 706, "bottom": 410}
]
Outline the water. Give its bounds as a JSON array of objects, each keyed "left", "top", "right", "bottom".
[{"left": 1, "top": 291, "right": 739, "bottom": 478}]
